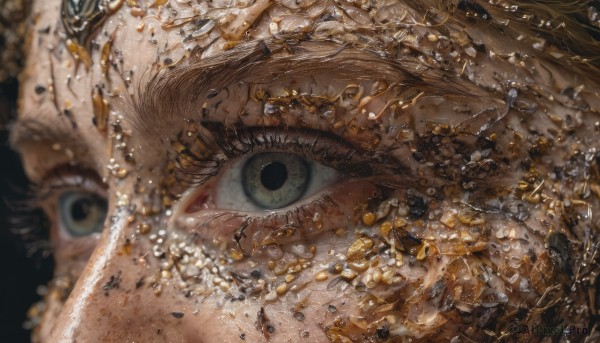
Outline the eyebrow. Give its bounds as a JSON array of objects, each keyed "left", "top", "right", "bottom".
[
  {"left": 10, "top": 116, "right": 78, "bottom": 150},
  {"left": 130, "top": 39, "right": 490, "bottom": 140}
]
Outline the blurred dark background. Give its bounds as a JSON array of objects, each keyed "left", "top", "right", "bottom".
[{"left": 1, "top": 78, "right": 53, "bottom": 342}]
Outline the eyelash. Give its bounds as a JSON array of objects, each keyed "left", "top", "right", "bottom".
[
  {"left": 7, "top": 188, "right": 53, "bottom": 258},
  {"left": 7, "top": 166, "right": 105, "bottom": 255},
  {"left": 173, "top": 122, "right": 399, "bottom": 256},
  {"left": 11, "top": 124, "right": 398, "bottom": 260},
  {"left": 172, "top": 121, "right": 391, "bottom": 187}
]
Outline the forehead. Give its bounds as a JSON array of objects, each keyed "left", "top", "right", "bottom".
[{"left": 15, "top": 0, "right": 600, "bottom": 167}]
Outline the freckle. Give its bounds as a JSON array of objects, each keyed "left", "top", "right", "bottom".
[
  {"left": 170, "top": 312, "right": 184, "bottom": 319},
  {"left": 34, "top": 84, "right": 46, "bottom": 94}
]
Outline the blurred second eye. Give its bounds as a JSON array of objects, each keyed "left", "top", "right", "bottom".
[{"left": 58, "top": 191, "right": 107, "bottom": 237}]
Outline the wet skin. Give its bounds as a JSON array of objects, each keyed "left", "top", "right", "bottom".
[{"left": 12, "top": 0, "right": 600, "bottom": 342}]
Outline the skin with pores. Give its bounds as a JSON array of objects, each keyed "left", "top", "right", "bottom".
[{"left": 12, "top": 0, "right": 600, "bottom": 342}]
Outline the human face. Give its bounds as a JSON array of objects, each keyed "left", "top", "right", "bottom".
[{"left": 13, "top": 0, "right": 600, "bottom": 342}]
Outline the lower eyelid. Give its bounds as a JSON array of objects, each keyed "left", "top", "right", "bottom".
[{"left": 173, "top": 180, "right": 379, "bottom": 254}]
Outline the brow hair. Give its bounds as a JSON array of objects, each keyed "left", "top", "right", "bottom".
[
  {"left": 449, "top": 0, "right": 600, "bottom": 72},
  {"left": 503, "top": 0, "right": 600, "bottom": 67},
  {"left": 10, "top": 116, "right": 78, "bottom": 149},
  {"left": 130, "top": 39, "right": 492, "bottom": 139}
]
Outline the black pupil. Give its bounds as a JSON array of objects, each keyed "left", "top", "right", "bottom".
[
  {"left": 261, "top": 161, "right": 287, "bottom": 190},
  {"left": 71, "top": 197, "right": 92, "bottom": 222}
]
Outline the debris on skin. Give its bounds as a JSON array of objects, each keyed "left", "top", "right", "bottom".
[
  {"left": 91, "top": 85, "right": 108, "bottom": 132},
  {"left": 255, "top": 307, "right": 272, "bottom": 339},
  {"left": 102, "top": 272, "right": 122, "bottom": 296},
  {"left": 170, "top": 312, "right": 184, "bottom": 319},
  {"left": 22, "top": 0, "right": 600, "bottom": 341},
  {"left": 457, "top": 0, "right": 492, "bottom": 21},
  {"left": 61, "top": 0, "right": 123, "bottom": 69}
]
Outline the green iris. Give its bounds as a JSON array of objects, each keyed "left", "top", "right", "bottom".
[{"left": 242, "top": 152, "right": 310, "bottom": 209}]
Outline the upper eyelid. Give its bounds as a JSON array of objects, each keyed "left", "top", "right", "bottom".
[
  {"left": 10, "top": 117, "right": 102, "bottom": 184},
  {"left": 171, "top": 122, "right": 408, "bottom": 188},
  {"left": 36, "top": 166, "right": 107, "bottom": 200},
  {"left": 201, "top": 121, "right": 407, "bottom": 173}
]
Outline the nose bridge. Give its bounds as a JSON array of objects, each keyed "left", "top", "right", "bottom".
[{"left": 47, "top": 207, "right": 140, "bottom": 342}]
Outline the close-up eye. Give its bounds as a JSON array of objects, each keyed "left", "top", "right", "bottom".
[
  {"left": 219, "top": 150, "right": 339, "bottom": 211},
  {"left": 6, "top": 0, "right": 600, "bottom": 341},
  {"left": 57, "top": 190, "right": 107, "bottom": 237}
]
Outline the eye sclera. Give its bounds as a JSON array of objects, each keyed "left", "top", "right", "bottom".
[
  {"left": 218, "top": 150, "right": 340, "bottom": 212},
  {"left": 175, "top": 123, "right": 399, "bottom": 213}
]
